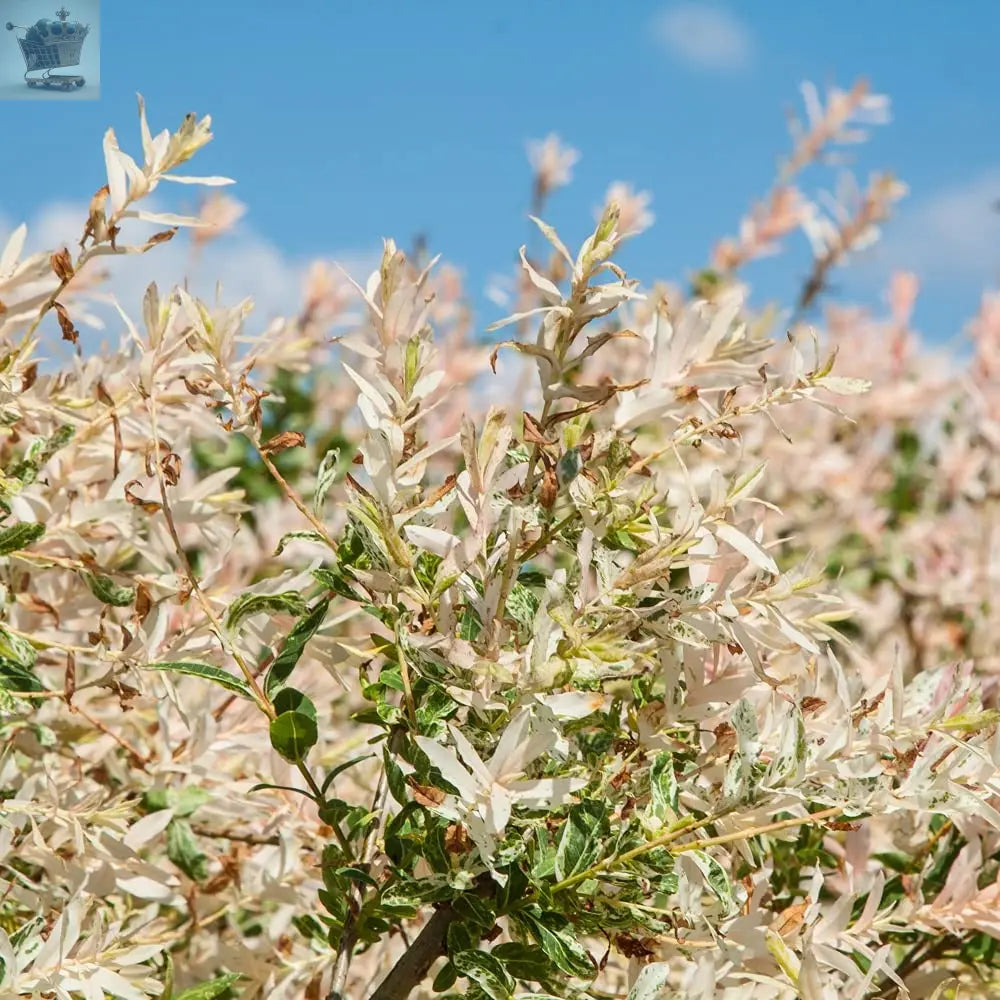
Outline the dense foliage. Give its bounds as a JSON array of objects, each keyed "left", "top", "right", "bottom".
[{"left": 1, "top": 82, "right": 998, "bottom": 1000}]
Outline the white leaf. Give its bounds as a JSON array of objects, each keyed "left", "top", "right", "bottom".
[
  {"left": 508, "top": 776, "right": 588, "bottom": 808},
  {"left": 123, "top": 808, "right": 175, "bottom": 850},
  {"left": 448, "top": 724, "right": 495, "bottom": 788},
  {"left": 116, "top": 874, "right": 175, "bottom": 900},
  {"left": 91, "top": 968, "right": 150, "bottom": 1000},
  {"left": 160, "top": 173, "right": 236, "bottom": 185},
  {"left": 103, "top": 128, "right": 129, "bottom": 215},
  {"left": 121, "top": 210, "right": 209, "bottom": 227},
  {"left": 714, "top": 521, "right": 779, "bottom": 575},
  {"left": 627, "top": 962, "right": 672, "bottom": 1000},
  {"left": 529, "top": 215, "right": 575, "bottom": 269},
  {"left": 414, "top": 736, "right": 479, "bottom": 801},
  {"left": 403, "top": 524, "right": 460, "bottom": 558},
  {"left": 136, "top": 93, "right": 154, "bottom": 164},
  {"left": 819, "top": 375, "right": 871, "bottom": 395},
  {"left": 518, "top": 246, "right": 563, "bottom": 303},
  {"left": 342, "top": 362, "right": 393, "bottom": 418},
  {"left": 0, "top": 223, "right": 27, "bottom": 276},
  {"left": 396, "top": 433, "right": 459, "bottom": 481},
  {"left": 536, "top": 691, "right": 607, "bottom": 719},
  {"left": 337, "top": 333, "right": 382, "bottom": 358}
]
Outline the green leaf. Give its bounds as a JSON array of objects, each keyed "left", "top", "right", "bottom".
[
  {"left": 495, "top": 862, "right": 530, "bottom": 914},
  {"left": 0, "top": 658, "right": 43, "bottom": 696},
  {"left": 173, "top": 786, "right": 211, "bottom": 818},
  {"left": 383, "top": 749, "right": 409, "bottom": 807},
  {"left": 313, "top": 448, "right": 341, "bottom": 514},
  {"left": 248, "top": 782, "right": 317, "bottom": 801},
  {"left": 225, "top": 590, "right": 307, "bottom": 632},
  {"left": 335, "top": 866, "right": 379, "bottom": 889},
  {"left": 173, "top": 974, "right": 242, "bottom": 1000},
  {"left": 557, "top": 447, "right": 582, "bottom": 485},
  {"left": 145, "top": 661, "right": 254, "bottom": 700},
  {"left": 269, "top": 710, "right": 318, "bottom": 763},
  {"left": 649, "top": 751, "right": 678, "bottom": 819},
  {"left": 0, "top": 627, "right": 36, "bottom": 669},
  {"left": 144, "top": 786, "right": 209, "bottom": 818},
  {"left": 403, "top": 337, "right": 421, "bottom": 395},
  {"left": 688, "top": 848, "right": 737, "bottom": 916},
  {"left": 490, "top": 942, "right": 551, "bottom": 983},
  {"left": 415, "top": 685, "right": 460, "bottom": 736},
  {"left": 432, "top": 961, "right": 458, "bottom": 993},
  {"left": 265, "top": 597, "right": 330, "bottom": 698},
  {"left": 7, "top": 424, "right": 74, "bottom": 487},
  {"left": 82, "top": 572, "right": 136, "bottom": 607},
  {"left": 321, "top": 752, "right": 375, "bottom": 798},
  {"left": 0, "top": 522, "right": 45, "bottom": 556},
  {"left": 166, "top": 818, "right": 208, "bottom": 881},
  {"left": 505, "top": 582, "right": 540, "bottom": 635},
  {"left": 0, "top": 685, "right": 18, "bottom": 712},
  {"left": 272, "top": 687, "right": 317, "bottom": 721},
  {"left": 312, "top": 565, "right": 363, "bottom": 602},
  {"left": 272, "top": 530, "right": 327, "bottom": 556},
  {"left": 447, "top": 917, "right": 481, "bottom": 954},
  {"left": 554, "top": 799, "right": 608, "bottom": 881},
  {"left": 515, "top": 907, "right": 595, "bottom": 980},
  {"left": 452, "top": 950, "right": 515, "bottom": 1000}
]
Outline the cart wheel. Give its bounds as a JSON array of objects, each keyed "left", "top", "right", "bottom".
[
  {"left": 75, "top": 78, "right": 84, "bottom": 87},
  {"left": 27, "top": 81, "right": 38, "bottom": 88},
  {"left": 62, "top": 83, "right": 72, "bottom": 90}
]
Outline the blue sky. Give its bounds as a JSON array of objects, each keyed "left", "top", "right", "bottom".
[{"left": 1, "top": 0, "right": 998, "bottom": 354}]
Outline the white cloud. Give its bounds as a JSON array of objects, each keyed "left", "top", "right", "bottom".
[
  {"left": 652, "top": 4, "right": 754, "bottom": 72},
  {"left": 863, "top": 170, "right": 1000, "bottom": 285},
  {"left": 0, "top": 199, "right": 379, "bottom": 362}
]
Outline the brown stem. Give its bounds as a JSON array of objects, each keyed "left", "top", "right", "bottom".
[
  {"left": 187, "top": 823, "right": 281, "bottom": 846},
  {"left": 364, "top": 905, "right": 457, "bottom": 1000},
  {"left": 250, "top": 437, "right": 339, "bottom": 552}
]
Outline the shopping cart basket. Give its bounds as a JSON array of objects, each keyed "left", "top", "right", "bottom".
[{"left": 5, "top": 7, "right": 90, "bottom": 91}]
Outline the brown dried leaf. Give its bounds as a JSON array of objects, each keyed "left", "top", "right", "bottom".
[
  {"left": 50, "top": 247, "right": 74, "bottom": 283},
  {"left": 134, "top": 582, "right": 152, "bottom": 624},
  {"left": 97, "top": 381, "right": 122, "bottom": 478},
  {"left": 81, "top": 184, "right": 109, "bottom": 248},
  {"left": 261, "top": 431, "right": 306, "bottom": 456},
  {"left": 713, "top": 722, "right": 737, "bottom": 757},
  {"left": 800, "top": 696, "right": 826, "bottom": 715},
  {"left": 539, "top": 465, "right": 559, "bottom": 509},
  {"left": 444, "top": 823, "right": 473, "bottom": 856},
  {"left": 124, "top": 479, "right": 162, "bottom": 514},
  {"left": 771, "top": 901, "right": 809, "bottom": 938},
  {"left": 410, "top": 474, "right": 458, "bottom": 513},
  {"left": 522, "top": 411, "right": 551, "bottom": 447},
  {"left": 64, "top": 651, "right": 76, "bottom": 706},
  {"left": 146, "top": 228, "right": 178, "bottom": 248},
  {"left": 53, "top": 302, "right": 79, "bottom": 345},
  {"left": 16, "top": 593, "right": 60, "bottom": 623},
  {"left": 616, "top": 934, "right": 657, "bottom": 959},
  {"left": 408, "top": 781, "right": 446, "bottom": 808},
  {"left": 160, "top": 452, "right": 182, "bottom": 486}
]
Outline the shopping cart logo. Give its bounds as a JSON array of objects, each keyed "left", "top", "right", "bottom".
[{"left": 3, "top": 4, "right": 99, "bottom": 98}]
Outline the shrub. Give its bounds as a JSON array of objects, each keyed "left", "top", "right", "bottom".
[{"left": 0, "top": 85, "right": 997, "bottom": 1000}]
